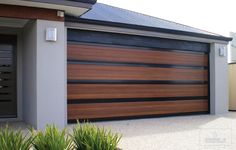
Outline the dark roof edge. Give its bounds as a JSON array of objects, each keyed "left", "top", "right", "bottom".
[
  {"left": 68, "top": 0, "right": 97, "bottom": 5},
  {"left": 66, "top": 16, "right": 232, "bottom": 42}
]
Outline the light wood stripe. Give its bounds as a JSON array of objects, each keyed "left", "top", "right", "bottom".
[
  {"left": 68, "top": 84, "right": 208, "bottom": 99},
  {"left": 68, "top": 100, "right": 208, "bottom": 119},
  {"left": 68, "top": 64, "right": 208, "bottom": 81},
  {"left": 68, "top": 44, "right": 208, "bottom": 66}
]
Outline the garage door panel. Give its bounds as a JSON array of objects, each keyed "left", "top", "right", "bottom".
[
  {"left": 68, "top": 44, "right": 208, "bottom": 67},
  {"left": 68, "top": 100, "right": 208, "bottom": 120},
  {"left": 68, "top": 84, "right": 208, "bottom": 99},
  {"left": 67, "top": 30, "right": 209, "bottom": 122},
  {"left": 68, "top": 64, "right": 208, "bottom": 81}
]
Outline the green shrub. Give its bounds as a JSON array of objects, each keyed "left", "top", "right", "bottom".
[
  {"left": 0, "top": 125, "right": 34, "bottom": 150},
  {"left": 72, "top": 122, "right": 122, "bottom": 150},
  {"left": 32, "top": 125, "right": 73, "bottom": 150}
]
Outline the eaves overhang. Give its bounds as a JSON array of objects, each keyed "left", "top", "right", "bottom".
[{"left": 66, "top": 16, "right": 232, "bottom": 43}]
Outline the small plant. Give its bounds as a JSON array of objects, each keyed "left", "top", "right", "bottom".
[
  {"left": 72, "top": 122, "right": 122, "bottom": 150},
  {"left": 32, "top": 125, "right": 73, "bottom": 150},
  {"left": 0, "top": 125, "right": 34, "bottom": 150}
]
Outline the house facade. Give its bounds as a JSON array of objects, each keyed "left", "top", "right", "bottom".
[{"left": 0, "top": 0, "right": 232, "bottom": 129}]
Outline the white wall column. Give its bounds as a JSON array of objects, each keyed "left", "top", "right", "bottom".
[
  {"left": 23, "top": 20, "right": 66, "bottom": 129},
  {"left": 36, "top": 20, "right": 66, "bottom": 129},
  {"left": 210, "top": 43, "right": 229, "bottom": 114}
]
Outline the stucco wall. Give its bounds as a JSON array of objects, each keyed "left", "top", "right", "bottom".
[
  {"left": 22, "top": 21, "right": 37, "bottom": 127},
  {"left": 229, "top": 32, "right": 236, "bottom": 63},
  {"left": 210, "top": 43, "right": 229, "bottom": 114},
  {"left": 36, "top": 20, "right": 66, "bottom": 129},
  {"left": 22, "top": 20, "right": 66, "bottom": 129}
]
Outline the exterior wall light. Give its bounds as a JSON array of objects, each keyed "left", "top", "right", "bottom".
[
  {"left": 219, "top": 46, "right": 226, "bottom": 57},
  {"left": 46, "top": 27, "right": 57, "bottom": 42}
]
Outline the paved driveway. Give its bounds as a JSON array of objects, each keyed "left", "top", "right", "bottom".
[
  {"left": 76, "top": 112, "right": 236, "bottom": 150},
  {"left": 2, "top": 112, "right": 236, "bottom": 150}
]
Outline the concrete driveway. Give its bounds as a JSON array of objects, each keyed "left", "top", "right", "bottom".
[
  {"left": 80, "top": 112, "right": 236, "bottom": 150},
  {"left": 2, "top": 112, "right": 236, "bottom": 150}
]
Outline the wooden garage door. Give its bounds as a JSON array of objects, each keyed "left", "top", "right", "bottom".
[{"left": 67, "top": 29, "right": 209, "bottom": 122}]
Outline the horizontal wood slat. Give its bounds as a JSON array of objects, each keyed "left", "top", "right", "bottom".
[
  {"left": 68, "top": 100, "right": 208, "bottom": 119},
  {"left": 68, "top": 44, "right": 208, "bottom": 67},
  {"left": 68, "top": 64, "right": 208, "bottom": 81},
  {"left": 68, "top": 84, "right": 208, "bottom": 99}
]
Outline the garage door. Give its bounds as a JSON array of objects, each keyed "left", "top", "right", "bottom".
[{"left": 67, "top": 29, "right": 209, "bottom": 122}]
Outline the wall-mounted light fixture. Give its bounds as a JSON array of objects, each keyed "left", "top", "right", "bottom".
[
  {"left": 57, "top": 11, "right": 64, "bottom": 18},
  {"left": 219, "top": 46, "right": 226, "bottom": 57},
  {"left": 46, "top": 27, "right": 57, "bottom": 42}
]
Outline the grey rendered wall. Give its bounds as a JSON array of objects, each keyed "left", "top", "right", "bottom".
[
  {"left": 36, "top": 20, "right": 66, "bottom": 129},
  {"left": 210, "top": 43, "right": 229, "bottom": 114},
  {"left": 22, "top": 21, "right": 37, "bottom": 127},
  {"left": 229, "top": 32, "right": 236, "bottom": 63},
  {"left": 21, "top": 20, "right": 66, "bottom": 129},
  {"left": 22, "top": 20, "right": 66, "bottom": 129}
]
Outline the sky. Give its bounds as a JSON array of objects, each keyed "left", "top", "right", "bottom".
[{"left": 98, "top": 0, "right": 236, "bottom": 37}]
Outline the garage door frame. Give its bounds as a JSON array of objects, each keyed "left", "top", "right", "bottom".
[{"left": 67, "top": 28, "right": 210, "bottom": 123}]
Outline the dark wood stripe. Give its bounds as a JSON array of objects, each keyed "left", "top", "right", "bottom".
[
  {"left": 68, "top": 42, "right": 209, "bottom": 55},
  {"left": 68, "top": 44, "right": 208, "bottom": 67},
  {"left": 68, "top": 64, "right": 208, "bottom": 81},
  {"left": 68, "top": 100, "right": 208, "bottom": 120},
  {"left": 68, "top": 96, "right": 208, "bottom": 104},
  {"left": 68, "top": 80, "right": 208, "bottom": 84},
  {"left": 68, "top": 111, "right": 209, "bottom": 123},
  {"left": 0, "top": 4, "right": 64, "bottom": 21},
  {"left": 68, "top": 60, "right": 208, "bottom": 70},
  {"left": 68, "top": 84, "right": 208, "bottom": 99},
  {"left": 67, "top": 29, "right": 210, "bottom": 52}
]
